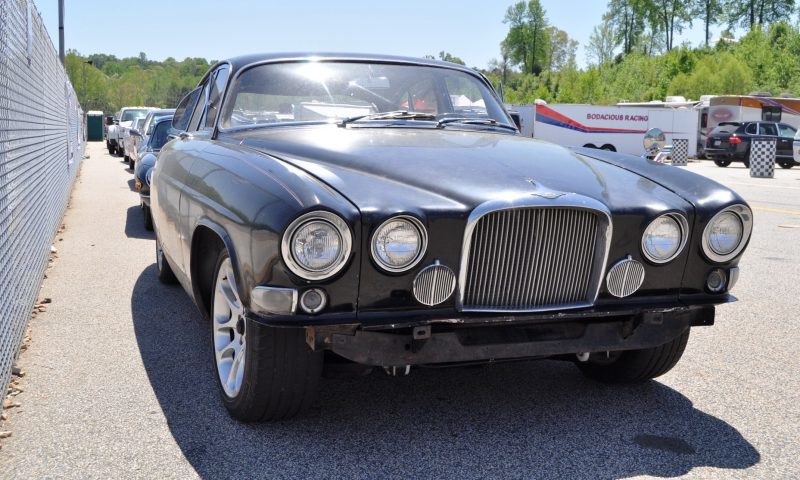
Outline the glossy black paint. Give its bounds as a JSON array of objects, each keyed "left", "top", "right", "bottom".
[{"left": 151, "top": 53, "right": 750, "bottom": 340}]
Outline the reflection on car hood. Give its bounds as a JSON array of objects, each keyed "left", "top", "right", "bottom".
[{"left": 231, "top": 125, "right": 686, "bottom": 214}]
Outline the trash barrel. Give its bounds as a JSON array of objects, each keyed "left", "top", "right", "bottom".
[{"left": 86, "top": 111, "right": 104, "bottom": 141}]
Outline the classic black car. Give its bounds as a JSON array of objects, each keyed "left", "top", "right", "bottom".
[
  {"left": 705, "top": 121, "right": 798, "bottom": 168},
  {"left": 128, "top": 108, "right": 175, "bottom": 171},
  {"left": 151, "top": 53, "right": 752, "bottom": 421},
  {"left": 134, "top": 114, "right": 173, "bottom": 231}
]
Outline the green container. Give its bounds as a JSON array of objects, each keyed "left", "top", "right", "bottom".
[{"left": 86, "top": 111, "right": 104, "bottom": 141}]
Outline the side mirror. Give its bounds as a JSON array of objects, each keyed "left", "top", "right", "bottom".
[
  {"left": 114, "top": 119, "right": 119, "bottom": 125},
  {"left": 131, "top": 129, "right": 142, "bottom": 137},
  {"left": 642, "top": 128, "right": 666, "bottom": 158}
]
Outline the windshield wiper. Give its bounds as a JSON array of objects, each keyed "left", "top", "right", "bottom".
[
  {"left": 436, "top": 117, "right": 518, "bottom": 131},
  {"left": 338, "top": 110, "right": 437, "bottom": 127}
]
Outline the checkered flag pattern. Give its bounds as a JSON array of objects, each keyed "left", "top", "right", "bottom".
[
  {"left": 749, "top": 139, "right": 776, "bottom": 178},
  {"left": 671, "top": 139, "right": 689, "bottom": 166}
]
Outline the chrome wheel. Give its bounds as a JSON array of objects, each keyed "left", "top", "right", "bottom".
[{"left": 213, "top": 258, "right": 246, "bottom": 398}]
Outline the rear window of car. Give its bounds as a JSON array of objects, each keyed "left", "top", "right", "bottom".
[
  {"left": 711, "top": 124, "right": 738, "bottom": 135},
  {"left": 779, "top": 124, "right": 796, "bottom": 138},
  {"left": 121, "top": 109, "right": 148, "bottom": 122}
]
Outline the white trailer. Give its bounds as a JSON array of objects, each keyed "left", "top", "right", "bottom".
[
  {"left": 526, "top": 103, "right": 699, "bottom": 157},
  {"left": 708, "top": 95, "right": 800, "bottom": 131}
]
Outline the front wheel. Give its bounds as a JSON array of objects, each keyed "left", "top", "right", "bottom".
[
  {"left": 143, "top": 205, "right": 153, "bottom": 231},
  {"left": 713, "top": 159, "right": 731, "bottom": 167},
  {"left": 576, "top": 329, "right": 690, "bottom": 383},
  {"left": 211, "top": 251, "right": 322, "bottom": 421}
]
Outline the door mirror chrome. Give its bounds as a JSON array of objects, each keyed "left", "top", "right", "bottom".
[
  {"left": 179, "top": 131, "right": 192, "bottom": 140},
  {"left": 643, "top": 128, "right": 666, "bottom": 158}
]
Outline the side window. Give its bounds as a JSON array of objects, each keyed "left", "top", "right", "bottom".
[
  {"left": 760, "top": 123, "right": 778, "bottom": 136},
  {"left": 445, "top": 77, "right": 488, "bottom": 118},
  {"left": 203, "top": 65, "right": 230, "bottom": 129},
  {"left": 173, "top": 87, "right": 202, "bottom": 132},
  {"left": 778, "top": 124, "right": 796, "bottom": 138},
  {"left": 403, "top": 78, "right": 438, "bottom": 115},
  {"left": 745, "top": 123, "right": 757, "bottom": 135},
  {"left": 188, "top": 80, "right": 211, "bottom": 131}
]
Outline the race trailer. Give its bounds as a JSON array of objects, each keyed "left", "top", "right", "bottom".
[
  {"left": 708, "top": 95, "right": 800, "bottom": 131},
  {"left": 517, "top": 102, "right": 699, "bottom": 157}
]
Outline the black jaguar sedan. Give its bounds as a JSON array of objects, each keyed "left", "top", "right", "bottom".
[{"left": 151, "top": 53, "right": 752, "bottom": 421}]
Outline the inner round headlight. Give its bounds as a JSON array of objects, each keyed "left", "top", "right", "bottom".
[
  {"left": 281, "top": 211, "right": 352, "bottom": 280},
  {"left": 702, "top": 205, "right": 752, "bottom": 263},
  {"left": 641, "top": 214, "right": 687, "bottom": 263},
  {"left": 707, "top": 211, "right": 742, "bottom": 255},
  {"left": 371, "top": 216, "right": 427, "bottom": 272}
]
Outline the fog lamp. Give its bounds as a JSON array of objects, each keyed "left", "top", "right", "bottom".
[
  {"left": 300, "top": 288, "right": 327, "bottom": 314},
  {"left": 706, "top": 269, "right": 727, "bottom": 293}
]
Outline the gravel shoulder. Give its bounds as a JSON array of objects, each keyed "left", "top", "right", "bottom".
[{"left": 0, "top": 147, "right": 797, "bottom": 479}]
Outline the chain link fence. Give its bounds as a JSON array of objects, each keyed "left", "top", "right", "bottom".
[{"left": 1, "top": 0, "right": 85, "bottom": 402}]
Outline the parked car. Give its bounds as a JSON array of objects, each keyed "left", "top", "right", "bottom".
[
  {"left": 705, "top": 121, "right": 797, "bottom": 168},
  {"left": 151, "top": 53, "right": 753, "bottom": 421},
  {"left": 133, "top": 114, "right": 173, "bottom": 230},
  {"left": 108, "top": 107, "right": 152, "bottom": 157},
  {"left": 795, "top": 130, "right": 800, "bottom": 166},
  {"left": 122, "top": 117, "right": 147, "bottom": 167},
  {"left": 127, "top": 109, "right": 175, "bottom": 171}
]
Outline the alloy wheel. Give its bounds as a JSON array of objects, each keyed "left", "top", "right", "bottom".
[{"left": 213, "top": 258, "right": 246, "bottom": 398}]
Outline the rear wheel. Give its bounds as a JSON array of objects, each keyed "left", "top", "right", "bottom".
[
  {"left": 713, "top": 159, "right": 731, "bottom": 167},
  {"left": 155, "top": 234, "right": 178, "bottom": 284},
  {"left": 600, "top": 144, "right": 616, "bottom": 152},
  {"left": 143, "top": 205, "right": 153, "bottom": 231},
  {"left": 576, "top": 329, "right": 690, "bottom": 383},
  {"left": 583, "top": 143, "right": 597, "bottom": 149},
  {"left": 743, "top": 159, "right": 750, "bottom": 168},
  {"left": 210, "top": 251, "right": 322, "bottom": 421},
  {"left": 778, "top": 160, "right": 794, "bottom": 169}
]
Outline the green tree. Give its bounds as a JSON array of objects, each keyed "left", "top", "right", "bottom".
[
  {"left": 605, "top": 0, "right": 649, "bottom": 54},
  {"left": 587, "top": 23, "right": 617, "bottom": 66},
  {"left": 503, "top": 0, "right": 549, "bottom": 74},
  {"left": 695, "top": 0, "right": 724, "bottom": 46},
  {"left": 723, "top": 0, "right": 795, "bottom": 30}
]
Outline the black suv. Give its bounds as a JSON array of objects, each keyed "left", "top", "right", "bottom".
[{"left": 705, "top": 121, "right": 798, "bottom": 168}]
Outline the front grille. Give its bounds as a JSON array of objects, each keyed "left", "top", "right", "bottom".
[{"left": 461, "top": 207, "right": 604, "bottom": 311}]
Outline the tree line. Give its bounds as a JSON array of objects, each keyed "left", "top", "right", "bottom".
[{"left": 479, "top": 0, "right": 799, "bottom": 105}]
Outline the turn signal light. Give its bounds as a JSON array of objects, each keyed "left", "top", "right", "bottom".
[
  {"left": 135, "top": 180, "right": 142, "bottom": 190},
  {"left": 729, "top": 136, "right": 742, "bottom": 145}
]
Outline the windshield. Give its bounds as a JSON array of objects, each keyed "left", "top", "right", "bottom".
[
  {"left": 221, "top": 61, "right": 511, "bottom": 130},
  {"left": 121, "top": 109, "right": 149, "bottom": 122}
]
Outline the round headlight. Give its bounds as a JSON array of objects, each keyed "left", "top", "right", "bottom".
[
  {"left": 371, "top": 216, "right": 427, "bottom": 272},
  {"left": 641, "top": 214, "right": 687, "bottom": 263},
  {"left": 707, "top": 212, "right": 742, "bottom": 255},
  {"left": 702, "top": 205, "right": 752, "bottom": 263},
  {"left": 281, "top": 211, "right": 352, "bottom": 280}
]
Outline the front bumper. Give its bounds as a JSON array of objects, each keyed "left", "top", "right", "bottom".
[{"left": 301, "top": 305, "right": 713, "bottom": 367}]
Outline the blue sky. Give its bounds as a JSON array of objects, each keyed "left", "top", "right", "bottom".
[{"left": 39, "top": 0, "right": 728, "bottom": 70}]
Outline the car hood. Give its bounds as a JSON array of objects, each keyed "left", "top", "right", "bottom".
[{"left": 229, "top": 125, "right": 690, "bottom": 216}]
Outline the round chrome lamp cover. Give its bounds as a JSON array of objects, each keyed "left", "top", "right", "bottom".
[
  {"left": 606, "top": 256, "right": 646, "bottom": 298},
  {"left": 412, "top": 262, "right": 456, "bottom": 306}
]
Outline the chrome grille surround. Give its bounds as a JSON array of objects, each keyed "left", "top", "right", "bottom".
[
  {"left": 413, "top": 261, "right": 457, "bottom": 306},
  {"left": 605, "top": 256, "right": 646, "bottom": 298},
  {"left": 457, "top": 194, "right": 612, "bottom": 313}
]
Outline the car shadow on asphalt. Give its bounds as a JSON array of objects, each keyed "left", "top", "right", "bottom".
[
  {"left": 125, "top": 205, "right": 154, "bottom": 240},
  {"left": 131, "top": 266, "right": 759, "bottom": 479}
]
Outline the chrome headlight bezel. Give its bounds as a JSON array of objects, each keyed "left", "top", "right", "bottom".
[
  {"left": 702, "top": 204, "right": 753, "bottom": 263},
  {"left": 281, "top": 211, "right": 352, "bottom": 281},
  {"left": 370, "top": 215, "right": 427, "bottom": 273},
  {"left": 641, "top": 213, "right": 689, "bottom": 264}
]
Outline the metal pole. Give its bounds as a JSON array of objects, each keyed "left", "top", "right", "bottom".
[
  {"left": 82, "top": 62, "right": 86, "bottom": 107},
  {"left": 58, "top": 0, "right": 65, "bottom": 65}
]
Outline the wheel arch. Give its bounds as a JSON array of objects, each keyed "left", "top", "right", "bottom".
[{"left": 190, "top": 219, "right": 241, "bottom": 320}]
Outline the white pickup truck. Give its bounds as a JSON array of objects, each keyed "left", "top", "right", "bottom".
[{"left": 107, "top": 107, "right": 152, "bottom": 156}]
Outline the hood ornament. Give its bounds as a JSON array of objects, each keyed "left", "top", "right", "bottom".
[{"left": 524, "top": 177, "right": 565, "bottom": 199}]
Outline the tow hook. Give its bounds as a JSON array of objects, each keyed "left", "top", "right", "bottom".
[
  {"left": 411, "top": 325, "right": 431, "bottom": 353},
  {"left": 576, "top": 352, "right": 590, "bottom": 362}
]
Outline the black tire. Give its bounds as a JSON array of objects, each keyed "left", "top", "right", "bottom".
[
  {"left": 743, "top": 159, "right": 750, "bottom": 168},
  {"left": 600, "top": 144, "right": 616, "bottom": 152},
  {"left": 143, "top": 205, "right": 154, "bottom": 231},
  {"left": 155, "top": 234, "right": 178, "bottom": 284},
  {"left": 576, "top": 329, "right": 690, "bottom": 383},
  {"left": 129, "top": 159, "right": 135, "bottom": 171},
  {"left": 713, "top": 159, "right": 731, "bottom": 167},
  {"left": 210, "top": 250, "right": 322, "bottom": 421},
  {"left": 583, "top": 143, "right": 597, "bottom": 149},
  {"left": 778, "top": 161, "right": 793, "bottom": 169}
]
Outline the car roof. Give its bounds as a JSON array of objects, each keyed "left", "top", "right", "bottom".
[{"left": 222, "top": 52, "right": 470, "bottom": 72}]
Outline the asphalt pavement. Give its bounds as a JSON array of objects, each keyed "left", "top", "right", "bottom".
[{"left": 0, "top": 143, "right": 798, "bottom": 479}]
